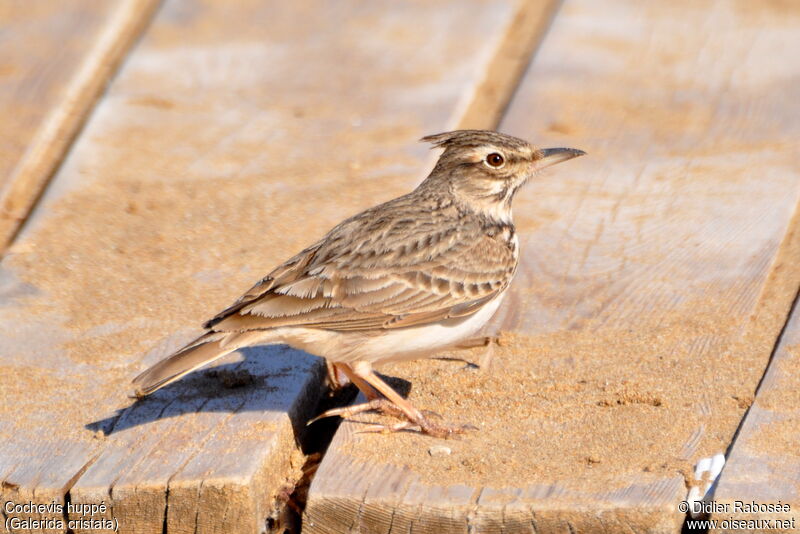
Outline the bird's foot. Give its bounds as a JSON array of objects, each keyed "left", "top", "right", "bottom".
[
  {"left": 357, "top": 415, "right": 477, "bottom": 439},
  {"left": 311, "top": 364, "right": 478, "bottom": 438},
  {"left": 309, "top": 399, "right": 473, "bottom": 438},
  {"left": 417, "top": 417, "right": 477, "bottom": 438},
  {"left": 307, "top": 398, "right": 405, "bottom": 425},
  {"left": 355, "top": 419, "right": 476, "bottom": 438}
]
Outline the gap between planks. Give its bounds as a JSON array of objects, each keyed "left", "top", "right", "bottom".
[{"left": 709, "top": 201, "right": 800, "bottom": 529}]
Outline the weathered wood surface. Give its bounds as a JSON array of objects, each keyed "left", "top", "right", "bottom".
[
  {"left": 0, "top": 0, "right": 160, "bottom": 250},
  {"left": 305, "top": 0, "right": 800, "bottom": 532},
  {"left": 0, "top": 0, "right": 551, "bottom": 533},
  {"left": 454, "top": 0, "right": 558, "bottom": 131},
  {"left": 306, "top": 414, "right": 686, "bottom": 534},
  {"left": 711, "top": 293, "right": 800, "bottom": 532}
]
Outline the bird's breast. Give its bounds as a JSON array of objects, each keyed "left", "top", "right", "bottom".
[{"left": 502, "top": 225, "right": 519, "bottom": 261}]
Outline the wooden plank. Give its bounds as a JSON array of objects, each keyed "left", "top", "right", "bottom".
[
  {"left": 711, "top": 292, "right": 800, "bottom": 532},
  {"left": 0, "top": 0, "right": 552, "bottom": 533},
  {"left": 0, "top": 0, "right": 160, "bottom": 251},
  {"left": 307, "top": 422, "right": 686, "bottom": 534},
  {"left": 454, "top": 0, "right": 559, "bottom": 131},
  {"left": 304, "top": 0, "right": 800, "bottom": 532}
]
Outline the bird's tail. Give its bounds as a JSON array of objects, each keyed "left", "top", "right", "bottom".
[{"left": 131, "top": 331, "right": 263, "bottom": 397}]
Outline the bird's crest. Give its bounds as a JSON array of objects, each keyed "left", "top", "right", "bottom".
[{"left": 421, "top": 130, "right": 530, "bottom": 151}]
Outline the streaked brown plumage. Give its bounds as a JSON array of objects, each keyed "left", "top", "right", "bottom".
[{"left": 132, "top": 130, "right": 584, "bottom": 437}]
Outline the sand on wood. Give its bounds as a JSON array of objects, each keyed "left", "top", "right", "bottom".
[
  {"left": 0, "top": 0, "right": 550, "bottom": 532},
  {"left": 0, "top": 0, "right": 160, "bottom": 250},
  {"left": 305, "top": 0, "right": 800, "bottom": 531}
]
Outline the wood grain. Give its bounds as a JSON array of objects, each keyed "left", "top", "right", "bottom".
[
  {"left": 0, "top": 0, "right": 550, "bottom": 532},
  {"left": 305, "top": 0, "right": 800, "bottom": 532},
  {"left": 305, "top": 415, "right": 685, "bottom": 534},
  {"left": 711, "top": 289, "right": 800, "bottom": 532},
  {"left": 0, "top": 0, "right": 160, "bottom": 251}
]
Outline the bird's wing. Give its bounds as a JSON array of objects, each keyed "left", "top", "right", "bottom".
[
  {"left": 205, "top": 215, "right": 516, "bottom": 333},
  {"left": 203, "top": 242, "right": 322, "bottom": 329}
]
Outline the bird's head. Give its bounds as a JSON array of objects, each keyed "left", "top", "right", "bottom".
[{"left": 420, "top": 129, "right": 584, "bottom": 223}]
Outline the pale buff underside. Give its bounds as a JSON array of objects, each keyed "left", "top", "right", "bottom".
[{"left": 250, "top": 289, "right": 506, "bottom": 365}]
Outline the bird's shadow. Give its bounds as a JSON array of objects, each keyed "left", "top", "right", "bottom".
[{"left": 86, "top": 344, "right": 411, "bottom": 442}]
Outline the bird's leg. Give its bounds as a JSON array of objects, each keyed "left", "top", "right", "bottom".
[
  {"left": 308, "top": 363, "right": 405, "bottom": 424},
  {"left": 352, "top": 362, "right": 475, "bottom": 438},
  {"left": 337, "top": 363, "right": 379, "bottom": 400},
  {"left": 451, "top": 335, "right": 499, "bottom": 370},
  {"left": 455, "top": 335, "right": 497, "bottom": 349},
  {"left": 309, "top": 362, "right": 474, "bottom": 437},
  {"left": 325, "top": 360, "right": 348, "bottom": 390}
]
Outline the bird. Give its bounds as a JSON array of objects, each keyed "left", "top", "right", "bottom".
[{"left": 132, "top": 130, "right": 584, "bottom": 437}]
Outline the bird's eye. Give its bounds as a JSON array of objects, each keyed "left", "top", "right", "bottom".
[{"left": 485, "top": 152, "right": 505, "bottom": 168}]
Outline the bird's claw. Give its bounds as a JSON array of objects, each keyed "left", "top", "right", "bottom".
[
  {"left": 357, "top": 417, "right": 476, "bottom": 439},
  {"left": 417, "top": 419, "right": 476, "bottom": 439},
  {"left": 308, "top": 395, "right": 476, "bottom": 439},
  {"left": 356, "top": 421, "right": 419, "bottom": 434},
  {"left": 307, "top": 398, "right": 405, "bottom": 425}
]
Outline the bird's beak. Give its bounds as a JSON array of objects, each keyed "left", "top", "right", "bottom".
[{"left": 536, "top": 147, "right": 586, "bottom": 169}]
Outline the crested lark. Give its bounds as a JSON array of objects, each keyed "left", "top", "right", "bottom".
[{"left": 132, "top": 130, "right": 584, "bottom": 437}]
